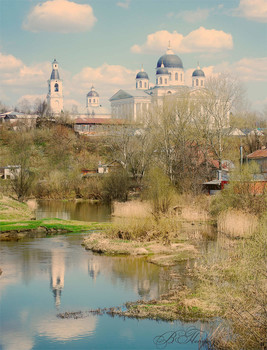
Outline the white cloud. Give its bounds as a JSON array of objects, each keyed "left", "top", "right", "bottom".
[
  {"left": 131, "top": 27, "right": 233, "bottom": 54},
  {"left": 0, "top": 52, "right": 23, "bottom": 71},
  {"left": 177, "top": 8, "right": 211, "bottom": 23},
  {"left": 213, "top": 57, "right": 267, "bottom": 82},
  {"left": 236, "top": 0, "right": 267, "bottom": 22},
  {"left": 71, "top": 63, "right": 136, "bottom": 109},
  {"left": 23, "top": 0, "right": 97, "bottom": 33},
  {"left": 0, "top": 53, "right": 49, "bottom": 88},
  {"left": 72, "top": 63, "right": 135, "bottom": 94},
  {"left": 117, "top": 0, "right": 131, "bottom": 9}
]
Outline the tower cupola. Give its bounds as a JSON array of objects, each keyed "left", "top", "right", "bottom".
[
  {"left": 136, "top": 66, "right": 149, "bottom": 90},
  {"left": 192, "top": 65, "right": 205, "bottom": 88},
  {"left": 87, "top": 86, "right": 100, "bottom": 109}
]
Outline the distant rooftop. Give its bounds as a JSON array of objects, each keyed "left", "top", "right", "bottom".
[{"left": 247, "top": 148, "right": 267, "bottom": 159}]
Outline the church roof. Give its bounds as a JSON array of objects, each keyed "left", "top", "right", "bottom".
[
  {"left": 136, "top": 71, "right": 149, "bottom": 79},
  {"left": 87, "top": 90, "right": 99, "bottom": 97},
  {"left": 192, "top": 68, "right": 205, "bottom": 77},
  {"left": 50, "top": 69, "right": 60, "bottom": 80},
  {"left": 156, "top": 66, "right": 169, "bottom": 75},
  {"left": 110, "top": 89, "right": 150, "bottom": 101},
  {"left": 157, "top": 54, "right": 183, "bottom": 69}
]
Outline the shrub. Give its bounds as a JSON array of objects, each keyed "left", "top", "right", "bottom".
[
  {"left": 102, "top": 169, "right": 130, "bottom": 202},
  {"left": 144, "top": 167, "right": 175, "bottom": 215}
]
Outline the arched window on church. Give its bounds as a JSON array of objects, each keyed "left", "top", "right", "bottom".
[
  {"left": 175, "top": 73, "right": 178, "bottom": 81},
  {"left": 156, "top": 78, "right": 158, "bottom": 84},
  {"left": 144, "top": 82, "right": 147, "bottom": 88},
  {"left": 139, "top": 81, "right": 142, "bottom": 88},
  {"left": 201, "top": 80, "right": 203, "bottom": 86},
  {"left": 165, "top": 78, "right": 167, "bottom": 84},
  {"left": 196, "top": 79, "right": 199, "bottom": 86},
  {"left": 89, "top": 99, "right": 91, "bottom": 103},
  {"left": 93, "top": 99, "right": 95, "bottom": 103},
  {"left": 54, "top": 83, "right": 59, "bottom": 92},
  {"left": 159, "top": 77, "right": 162, "bottom": 84},
  {"left": 136, "top": 82, "right": 138, "bottom": 88}
]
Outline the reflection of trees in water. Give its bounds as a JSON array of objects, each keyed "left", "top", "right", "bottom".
[
  {"left": 87, "top": 255, "right": 171, "bottom": 299},
  {"left": 36, "top": 200, "right": 111, "bottom": 222}
]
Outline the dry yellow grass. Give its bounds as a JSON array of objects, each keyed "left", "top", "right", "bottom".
[
  {"left": 217, "top": 209, "right": 258, "bottom": 238},
  {"left": 112, "top": 200, "right": 152, "bottom": 218},
  {"left": 180, "top": 206, "right": 210, "bottom": 221}
]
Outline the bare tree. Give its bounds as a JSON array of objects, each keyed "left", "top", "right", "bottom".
[{"left": 194, "top": 73, "right": 244, "bottom": 169}]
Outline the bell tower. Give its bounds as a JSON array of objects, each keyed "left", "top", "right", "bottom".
[{"left": 47, "top": 59, "right": 63, "bottom": 114}]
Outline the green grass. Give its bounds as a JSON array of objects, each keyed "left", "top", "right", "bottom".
[{"left": 0, "top": 218, "right": 110, "bottom": 233}]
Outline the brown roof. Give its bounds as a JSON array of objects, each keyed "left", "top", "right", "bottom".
[
  {"left": 247, "top": 149, "right": 267, "bottom": 159},
  {"left": 75, "top": 118, "right": 127, "bottom": 125}
]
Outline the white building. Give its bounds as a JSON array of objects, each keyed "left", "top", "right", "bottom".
[
  {"left": 85, "top": 86, "right": 110, "bottom": 118},
  {"left": 110, "top": 43, "right": 206, "bottom": 121},
  {"left": 47, "top": 59, "right": 64, "bottom": 114}
]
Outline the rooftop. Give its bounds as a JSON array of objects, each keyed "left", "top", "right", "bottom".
[{"left": 247, "top": 148, "right": 267, "bottom": 159}]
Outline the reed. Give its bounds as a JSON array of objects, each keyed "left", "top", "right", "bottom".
[
  {"left": 112, "top": 200, "right": 152, "bottom": 218},
  {"left": 107, "top": 215, "right": 181, "bottom": 242},
  {"left": 217, "top": 209, "right": 258, "bottom": 238}
]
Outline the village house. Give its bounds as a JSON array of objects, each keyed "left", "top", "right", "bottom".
[
  {"left": 247, "top": 147, "right": 267, "bottom": 179},
  {"left": 0, "top": 111, "right": 37, "bottom": 130},
  {"left": 0, "top": 165, "right": 21, "bottom": 180}
]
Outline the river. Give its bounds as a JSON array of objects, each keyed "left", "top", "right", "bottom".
[{"left": 0, "top": 201, "right": 214, "bottom": 350}]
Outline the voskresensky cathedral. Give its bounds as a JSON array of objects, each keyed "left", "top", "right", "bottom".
[{"left": 47, "top": 44, "right": 206, "bottom": 119}]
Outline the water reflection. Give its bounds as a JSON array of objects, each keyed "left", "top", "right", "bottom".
[
  {"left": 0, "top": 235, "right": 172, "bottom": 349},
  {"left": 36, "top": 200, "right": 111, "bottom": 222},
  {"left": 37, "top": 315, "right": 97, "bottom": 341},
  {"left": 50, "top": 249, "right": 65, "bottom": 307}
]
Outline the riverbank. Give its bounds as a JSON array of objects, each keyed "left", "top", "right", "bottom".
[
  {"left": 0, "top": 196, "right": 109, "bottom": 241},
  {"left": 83, "top": 232, "right": 199, "bottom": 266},
  {"left": 0, "top": 195, "right": 34, "bottom": 221},
  {"left": 0, "top": 218, "right": 109, "bottom": 241}
]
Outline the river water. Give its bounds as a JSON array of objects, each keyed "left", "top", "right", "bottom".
[{"left": 0, "top": 201, "right": 213, "bottom": 350}]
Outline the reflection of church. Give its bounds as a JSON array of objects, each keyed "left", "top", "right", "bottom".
[
  {"left": 50, "top": 250, "right": 65, "bottom": 308},
  {"left": 88, "top": 258, "right": 101, "bottom": 281}
]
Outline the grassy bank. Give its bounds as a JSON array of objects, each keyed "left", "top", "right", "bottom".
[
  {"left": 0, "top": 218, "right": 109, "bottom": 241},
  {"left": 0, "top": 195, "right": 109, "bottom": 240},
  {"left": 0, "top": 218, "right": 108, "bottom": 233},
  {"left": 0, "top": 195, "right": 34, "bottom": 220}
]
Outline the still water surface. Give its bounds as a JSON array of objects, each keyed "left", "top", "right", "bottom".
[{"left": 0, "top": 201, "right": 212, "bottom": 350}]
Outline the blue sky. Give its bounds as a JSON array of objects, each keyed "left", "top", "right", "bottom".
[{"left": 0, "top": 0, "right": 266, "bottom": 112}]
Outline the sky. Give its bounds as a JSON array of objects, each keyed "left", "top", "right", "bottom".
[{"left": 0, "top": 0, "right": 266, "bottom": 113}]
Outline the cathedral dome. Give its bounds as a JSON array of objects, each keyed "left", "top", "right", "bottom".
[
  {"left": 157, "top": 54, "right": 183, "bottom": 69},
  {"left": 192, "top": 68, "right": 205, "bottom": 77},
  {"left": 136, "top": 71, "right": 149, "bottom": 79}
]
